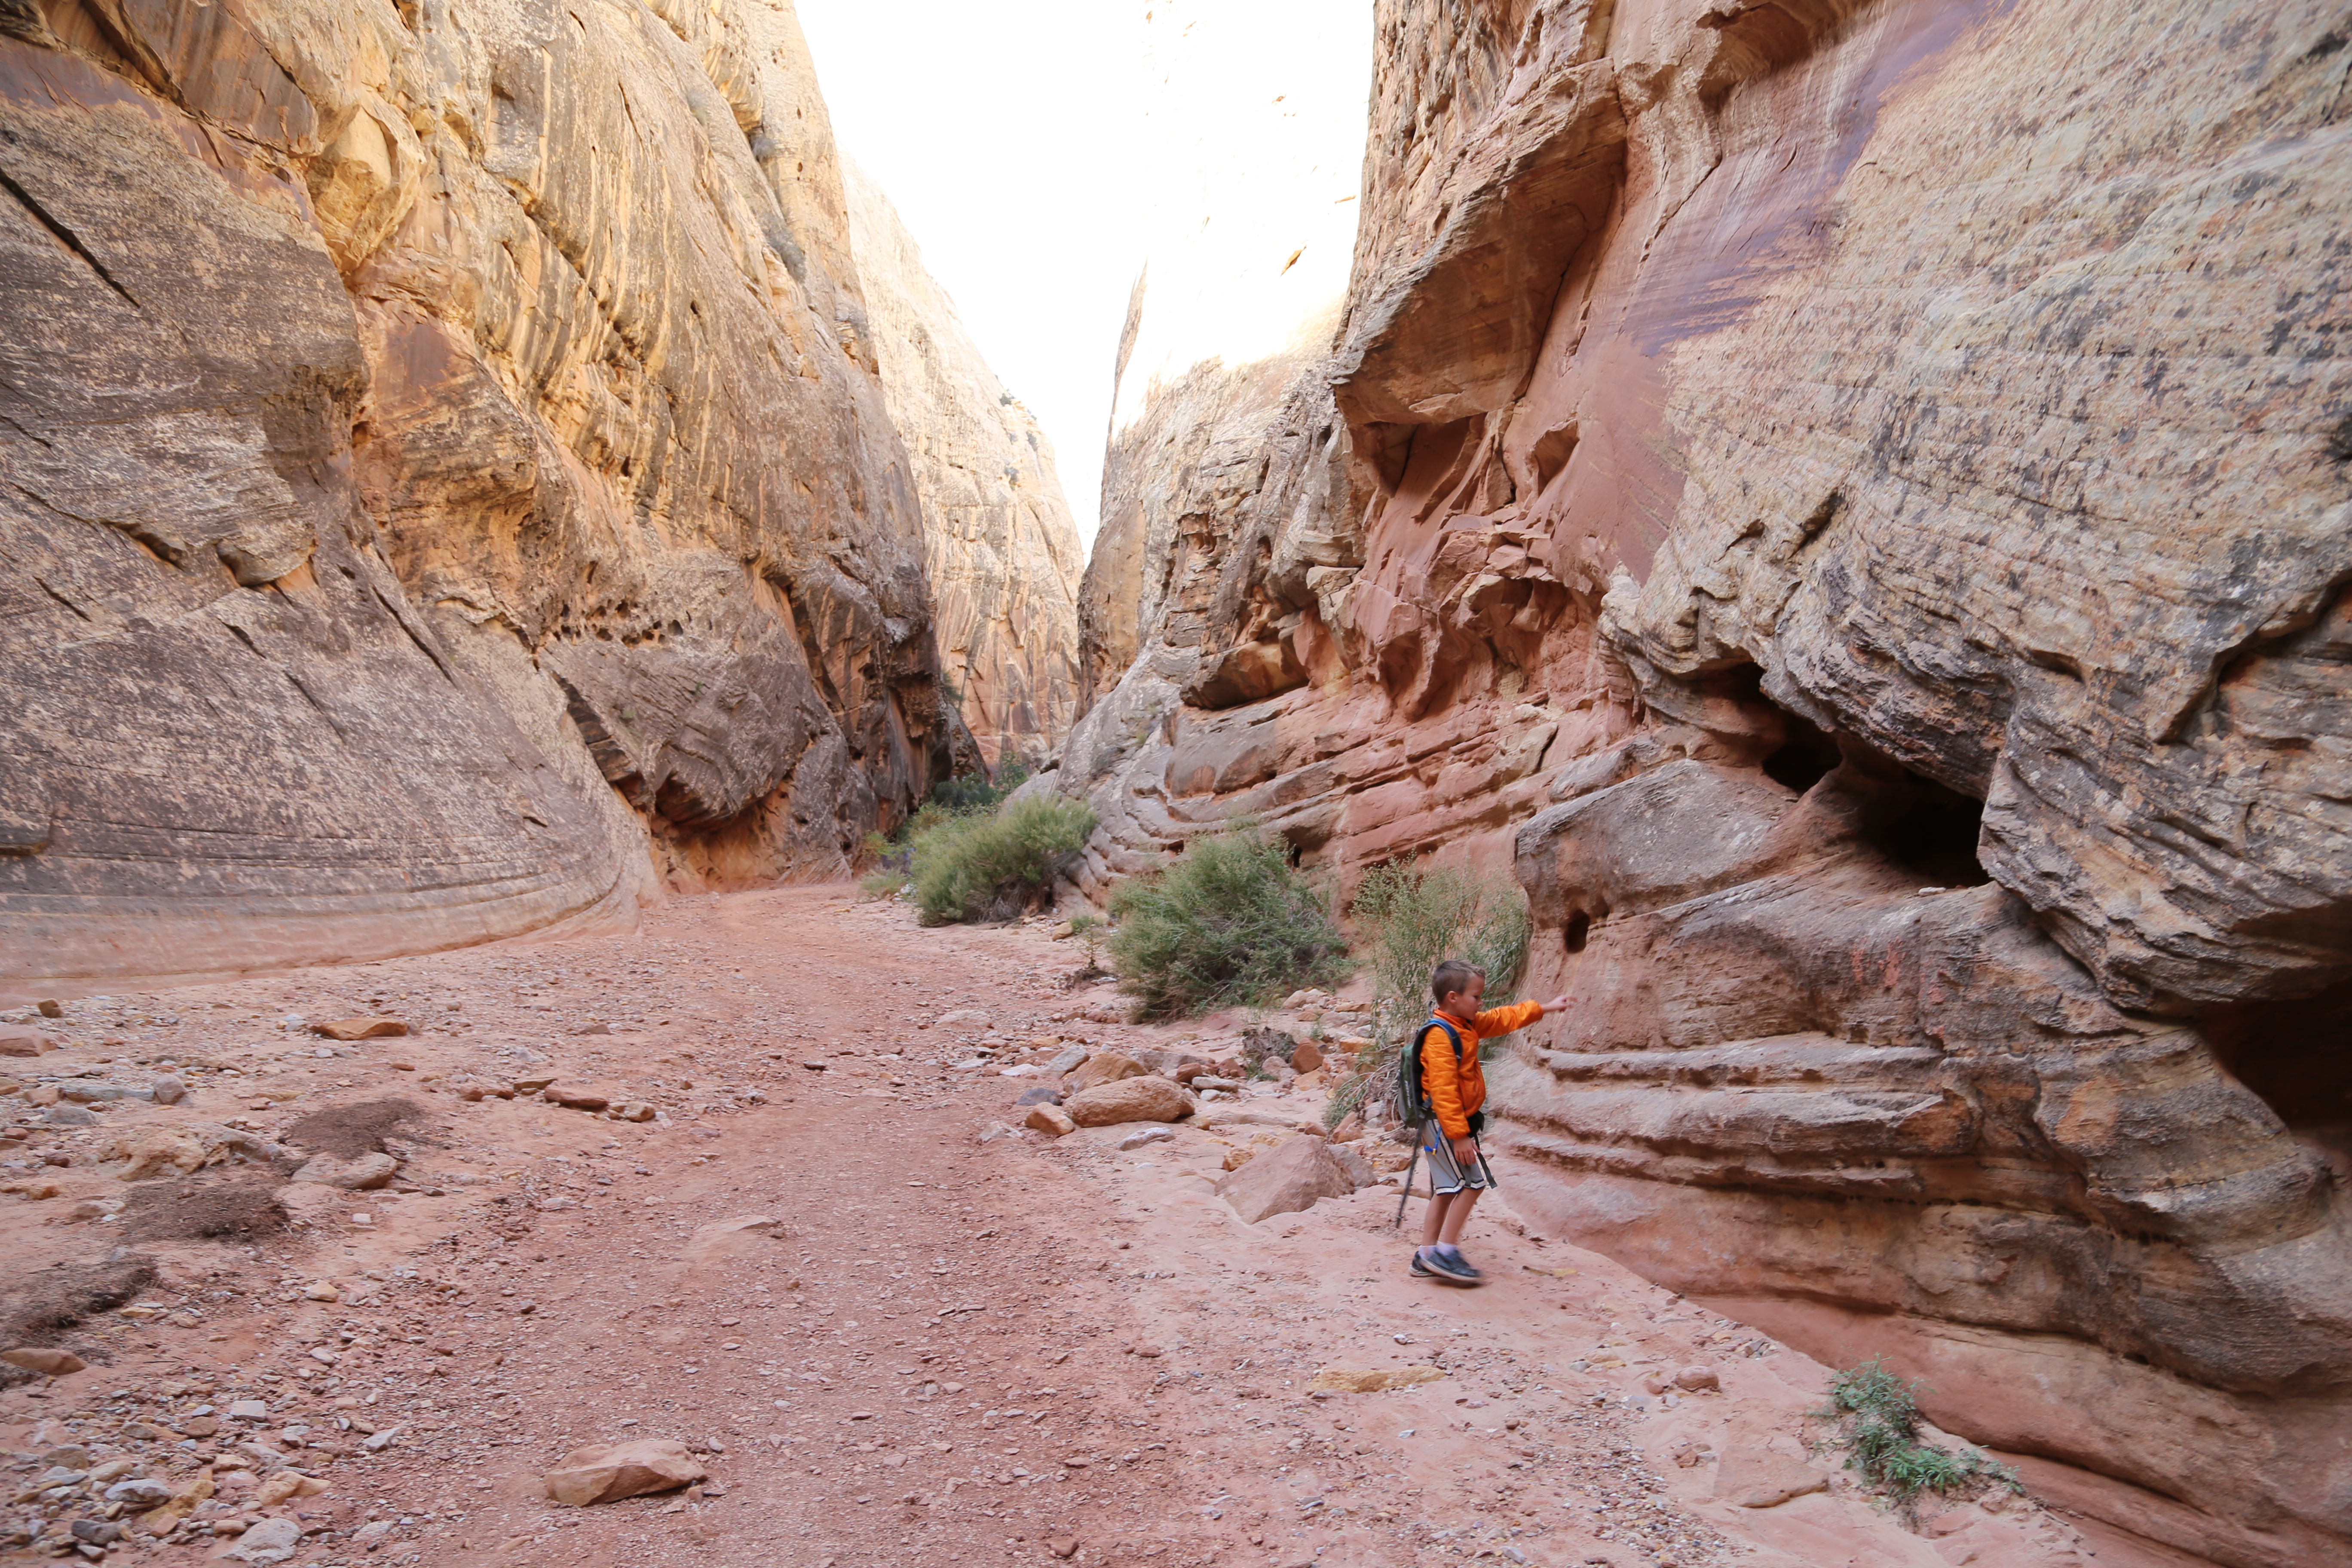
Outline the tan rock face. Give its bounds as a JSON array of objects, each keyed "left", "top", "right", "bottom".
[
  {"left": 1063, "top": 1, "right": 2352, "bottom": 1562},
  {"left": 843, "top": 161, "right": 1084, "bottom": 773},
  {"left": 0, "top": 0, "right": 965, "bottom": 985}
]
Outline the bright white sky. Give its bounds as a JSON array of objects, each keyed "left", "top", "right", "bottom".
[{"left": 797, "top": 0, "right": 1371, "bottom": 554}]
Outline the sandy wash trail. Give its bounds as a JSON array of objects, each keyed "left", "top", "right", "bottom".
[{"left": 0, "top": 887, "right": 2171, "bottom": 1568}]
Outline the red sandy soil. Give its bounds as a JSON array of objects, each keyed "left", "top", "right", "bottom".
[{"left": 0, "top": 886, "right": 2178, "bottom": 1568}]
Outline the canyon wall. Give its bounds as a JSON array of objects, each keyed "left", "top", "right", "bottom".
[
  {"left": 843, "top": 159, "right": 1084, "bottom": 773},
  {"left": 0, "top": 0, "right": 979, "bottom": 985},
  {"left": 1062, "top": 1, "right": 2352, "bottom": 1563}
]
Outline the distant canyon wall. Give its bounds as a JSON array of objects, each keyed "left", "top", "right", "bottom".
[
  {"left": 844, "top": 160, "right": 1085, "bottom": 773},
  {"left": 0, "top": 0, "right": 1072, "bottom": 984},
  {"left": 1061, "top": 2, "right": 2352, "bottom": 1564}
]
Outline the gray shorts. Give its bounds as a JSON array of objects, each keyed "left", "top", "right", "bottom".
[{"left": 1420, "top": 1128, "right": 1494, "bottom": 1195}]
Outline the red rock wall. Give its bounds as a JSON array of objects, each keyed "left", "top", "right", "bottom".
[
  {"left": 0, "top": 0, "right": 968, "bottom": 985},
  {"left": 1064, "top": 2, "right": 2352, "bottom": 1562}
]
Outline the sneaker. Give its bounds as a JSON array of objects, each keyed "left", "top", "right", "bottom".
[
  {"left": 1421, "top": 1241, "right": 1477, "bottom": 1279},
  {"left": 1421, "top": 1246, "right": 1482, "bottom": 1286},
  {"left": 1409, "top": 1249, "right": 1436, "bottom": 1278}
]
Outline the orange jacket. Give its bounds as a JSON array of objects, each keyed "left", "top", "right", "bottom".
[{"left": 1420, "top": 999, "right": 1545, "bottom": 1139}]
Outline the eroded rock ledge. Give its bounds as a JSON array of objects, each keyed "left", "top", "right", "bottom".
[{"left": 1060, "top": 2, "right": 2352, "bottom": 1563}]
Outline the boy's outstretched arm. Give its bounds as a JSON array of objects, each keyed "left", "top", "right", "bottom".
[{"left": 1473, "top": 995, "right": 1572, "bottom": 1035}]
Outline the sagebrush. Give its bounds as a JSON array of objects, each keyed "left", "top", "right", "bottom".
[
  {"left": 1819, "top": 1358, "right": 2018, "bottom": 1516},
  {"left": 909, "top": 794, "right": 1096, "bottom": 925},
  {"left": 1323, "top": 859, "right": 1530, "bottom": 1129},
  {"left": 928, "top": 760, "right": 1031, "bottom": 813},
  {"left": 1107, "top": 828, "right": 1348, "bottom": 1018}
]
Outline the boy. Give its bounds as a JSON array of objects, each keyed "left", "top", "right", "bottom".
[{"left": 1409, "top": 959, "right": 1569, "bottom": 1285}]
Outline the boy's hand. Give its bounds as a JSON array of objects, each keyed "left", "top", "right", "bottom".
[
  {"left": 1544, "top": 994, "right": 1572, "bottom": 1011},
  {"left": 1451, "top": 1135, "right": 1478, "bottom": 1164}
]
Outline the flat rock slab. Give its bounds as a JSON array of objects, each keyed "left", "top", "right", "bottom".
[
  {"left": 311, "top": 1017, "right": 407, "bottom": 1040},
  {"left": 1309, "top": 1365, "right": 1443, "bottom": 1393}
]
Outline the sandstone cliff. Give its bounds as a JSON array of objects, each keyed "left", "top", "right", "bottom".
[
  {"left": 0, "top": 0, "right": 967, "bottom": 985},
  {"left": 1062, "top": 2, "right": 2352, "bottom": 1563},
  {"left": 842, "top": 159, "right": 1084, "bottom": 773}
]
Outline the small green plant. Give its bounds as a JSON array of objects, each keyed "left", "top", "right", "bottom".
[
  {"left": 1066, "top": 914, "right": 1109, "bottom": 979},
  {"left": 1819, "top": 1358, "right": 2019, "bottom": 1516},
  {"left": 910, "top": 793, "right": 1096, "bottom": 925},
  {"left": 1106, "top": 825, "right": 1348, "bottom": 1019},
  {"left": 1322, "top": 859, "right": 1531, "bottom": 1129}
]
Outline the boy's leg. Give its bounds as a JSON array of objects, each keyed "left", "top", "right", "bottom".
[
  {"left": 1436, "top": 1185, "right": 1482, "bottom": 1245},
  {"left": 1420, "top": 1189, "right": 1457, "bottom": 1248}
]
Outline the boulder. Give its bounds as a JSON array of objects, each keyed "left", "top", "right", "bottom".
[
  {"left": 545, "top": 1438, "right": 706, "bottom": 1505},
  {"left": 1025, "top": 1104, "right": 1078, "bottom": 1137},
  {"left": 1290, "top": 1039, "right": 1325, "bottom": 1073},
  {"left": 1216, "top": 1134, "right": 1356, "bottom": 1223},
  {"left": 311, "top": 1017, "right": 407, "bottom": 1040},
  {"left": 0, "top": 1026, "right": 55, "bottom": 1057},
  {"left": 1, "top": 1347, "right": 86, "bottom": 1376},
  {"left": 544, "top": 1084, "right": 614, "bottom": 1112},
  {"left": 1063, "top": 1075, "right": 1191, "bottom": 1127},
  {"left": 1068, "top": 1053, "right": 1145, "bottom": 1092},
  {"left": 1328, "top": 1141, "right": 1378, "bottom": 1189},
  {"left": 290, "top": 1152, "right": 398, "bottom": 1190}
]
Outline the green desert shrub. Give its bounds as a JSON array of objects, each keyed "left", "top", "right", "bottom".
[
  {"left": 1323, "top": 859, "right": 1531, "bottom": 1129},
  {"left": 1107, "top": 827, "right": 1348, "bottom": 1019},
  {"left": 928, "top": 760, "right": 1031, "bottom": 813},
  {"left": 909, "top": 794, "right": 1096, "bottom": 925},
  {"left": 1820, "top": 1358, "right": 2018, "bottom": 1515}
]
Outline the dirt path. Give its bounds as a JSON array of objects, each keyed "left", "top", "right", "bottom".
[{"left": 2, "top": 887, "right": 2159, "bottom": 1568}]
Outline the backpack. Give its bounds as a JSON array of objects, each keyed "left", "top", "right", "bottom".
[{"left": 1397, "top": 1016, "right": 1468, "bottom": 1133}]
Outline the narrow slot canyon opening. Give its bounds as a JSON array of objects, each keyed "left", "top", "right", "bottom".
[{"left": 1562, "top": 910, "right": 1592, "bottom": 953}]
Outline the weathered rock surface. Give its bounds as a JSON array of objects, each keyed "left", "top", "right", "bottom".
[
  {"left": 1062, "top": 1075, "right": 1189, "bottom": 1128},
  {"left": 0, "top": 0, "right": 967, "bottom": 986},
  {"left": 1066, "top": 1052, "right": 1145, "bottom": 1092},
  {"left": 843, "top": 160, "right": 1084, "bottom": 772},
  {"left": 1215, "top": 1133, "right": 1354, "bottom": 1224},
  {"left": 1059, "top": 2, "right": 2352, "bottom": 1563},
  {"left": 543, "top": 1437, "right": 704, "bottom": 1506}
]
